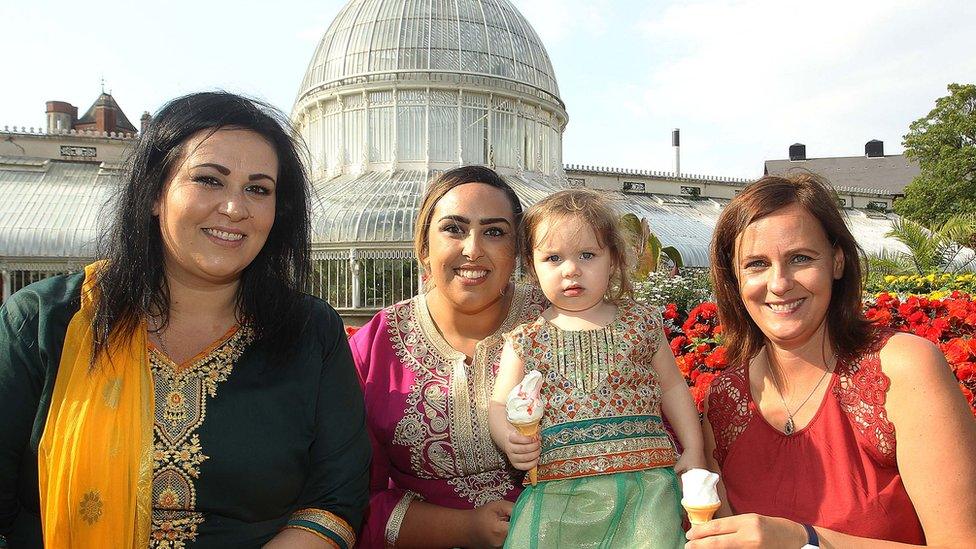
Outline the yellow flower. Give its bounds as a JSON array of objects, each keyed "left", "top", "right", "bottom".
[{"left": 884, "top": 275, "right": 896, "bottom": 283}]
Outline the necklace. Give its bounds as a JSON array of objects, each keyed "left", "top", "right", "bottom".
[{"left": 766, "top": 348, "right": 835, "bottom": 435}]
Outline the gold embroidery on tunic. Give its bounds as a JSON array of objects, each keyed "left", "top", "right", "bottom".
[
  {"left": 389, "top": 284, "right": 545, "bottom": 504},
  {"left": 511, "top": 301, "right": 677, "bottom": 482},
  {"left": 148, "top": 326, "right": 253, "bottom": 549}
]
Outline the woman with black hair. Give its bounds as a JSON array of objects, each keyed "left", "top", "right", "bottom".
[{"left": 0, "top": 92, "right": 369, "bottom": 548}]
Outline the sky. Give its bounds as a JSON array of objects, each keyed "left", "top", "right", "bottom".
[{"left": 1, "top": 0, "right": 973, "bottom": 178}]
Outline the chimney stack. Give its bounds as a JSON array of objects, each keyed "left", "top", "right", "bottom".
[
  {"left": 789, "top": 143, "right": 806, "bottom": 161},
  {"left": 140, "top": 111, "right": 152, "bottom": 135},
  {"left": 672, "top": 128, "right": 680, "bottom": 176},
  {"left": 45, "top": 101, "right": 77, "bottom": 133},
  {"left": 865, "top": 139, "right": 884, "bottom": 158}
]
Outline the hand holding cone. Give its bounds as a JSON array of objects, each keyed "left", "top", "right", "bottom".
[{"left": 512, "top": 420, "right": 540, "bottom": 485}]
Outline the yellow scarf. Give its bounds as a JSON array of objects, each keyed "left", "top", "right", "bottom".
[{"left": 38, "top": 262, "right": 154, "bottom": 547}]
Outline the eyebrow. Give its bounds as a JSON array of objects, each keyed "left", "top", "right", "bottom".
[
  {"left": 193, "top": 162, "right": 277, "bottom": 185},
  {"left": 438, "top": 215, "right": 511, "bottom": 226},
  {"left": 740, "top": 247, "right": 820, "bottom": 261}
]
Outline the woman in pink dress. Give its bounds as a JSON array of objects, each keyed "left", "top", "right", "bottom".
[
  {"left": 689, "top": 173, "right": 976, "bottom": 547},
  {"left": 350, "top": 166, "right": 547, "bottom": 548}
]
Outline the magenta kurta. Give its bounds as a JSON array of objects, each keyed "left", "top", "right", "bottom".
[{"left": 350, "top": 284, "right": 546, "bottom": 547}]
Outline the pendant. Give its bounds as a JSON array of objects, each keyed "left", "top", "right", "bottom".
[{"left": 784, "top": 417, "right": 795, "bottom": 435}]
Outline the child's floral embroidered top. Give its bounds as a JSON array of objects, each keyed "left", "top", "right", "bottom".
[{"left": 506, "top": 300, "right": 677, "bottom": 483}]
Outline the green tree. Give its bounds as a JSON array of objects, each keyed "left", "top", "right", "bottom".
[{"left": 895, "top": 83, "right": 976, "bottom": 227}]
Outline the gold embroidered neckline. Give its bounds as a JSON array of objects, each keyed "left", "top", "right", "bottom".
[
  {"left": 415, "top": 284, "right": 531, "bottom": 365},
  {"left": 148, "top": 324, "right": 243, "bottom": 373}
]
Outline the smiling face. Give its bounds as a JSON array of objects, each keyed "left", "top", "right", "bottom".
[
  {"left": 423, "top": 182, "right": 517, "bottom": 314},
  {"left": 532, "top": 215, "right": 612, "bottom": 316},
  {"left": 154, "top": 128, "right": 278, "bottom": 288},
  {"left": 735, "top": 203, "right": 844, "bottom": 349}
]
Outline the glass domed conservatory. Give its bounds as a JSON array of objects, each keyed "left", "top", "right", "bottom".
[
  {"left": 0, "top": 0, "right": 932, "bottom": 314},
  {"left": 293, "top": 0, "right": 569, "bottom": 316}
]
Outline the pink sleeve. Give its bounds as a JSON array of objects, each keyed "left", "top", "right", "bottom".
[{"left": 349, "top": 311, "right": 418, "bottom": 547}]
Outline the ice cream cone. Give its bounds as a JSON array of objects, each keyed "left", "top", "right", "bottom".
[
  {"left": 512, "top": 420, "right": 540, "bottom": 486},
  {"left": 682, "top": 501, "right": 720, "bottom": 525}
]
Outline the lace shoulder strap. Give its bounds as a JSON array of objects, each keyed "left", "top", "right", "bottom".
[
  {"left": 833, "top": 329, "right": 898, "bottom": 463},
  {"left": 706, "top": 364, "right": 753, "bottom": 465}
]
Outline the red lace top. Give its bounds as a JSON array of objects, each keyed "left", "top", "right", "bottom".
[{"left": 706, "top": 330, "right": 926, "bottom": 544}]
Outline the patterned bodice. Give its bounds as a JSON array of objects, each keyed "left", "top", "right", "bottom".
[
  {"left": 386, "top": 284, "right": 547, "bottom": 505},
  {"left": 706, "top": 329, "right": 898, "bottom": 466},
  {"left": 507, "top": 300, "right": 678, "bottom": 482}
]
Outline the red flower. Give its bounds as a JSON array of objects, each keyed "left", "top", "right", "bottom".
[
  {"left": 704, "top": 346, "right": 728, "bottom": 370},
  {"left": 663, "top": 303, "right": 680, "bottom": 320},
  {"left": 944, "top": 338, "right": 972, "bottom": 365},
  {"left": 344, "top": 325, "right": 360, "bottom": 338},
  {"left": 692, "top": 373, "right": 717, "bottom": 412},
  {"left": 676, "top": 354, "right": 695, "bottom": 377},
  {"left": 670, "top": 336, "right": 689, "bottom": 356},
  {"left": 955, "top": 362, "right": 976, "bottom": 382}
]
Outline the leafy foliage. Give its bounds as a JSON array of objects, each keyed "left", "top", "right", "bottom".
[
  {"left": 619, "top": 213, "right": 683, "bottom": 279},
  {"left": 884, "top": 214, "right": 976, "bottom": 274},
  {"left": 896, "top": 83, "right": 976, "bottom": 229}
]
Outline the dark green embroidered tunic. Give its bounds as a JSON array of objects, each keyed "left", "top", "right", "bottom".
[{"left": 0, "top": 272, "right": 370, "bottom": 548}]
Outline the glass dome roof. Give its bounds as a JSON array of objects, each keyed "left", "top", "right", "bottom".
[{"left": 297, "top": 0, "right": 560, "bottom": 105}]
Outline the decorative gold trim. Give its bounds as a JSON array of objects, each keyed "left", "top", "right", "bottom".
[
  {"left": 384, "top": 491, "right": 420, "bottom": 547},
  {"left": 287, "top": 508, "right": 356, "bottom": 549},
  {"left": 148, "top": 325, "right": 253, "bottom": 548}
]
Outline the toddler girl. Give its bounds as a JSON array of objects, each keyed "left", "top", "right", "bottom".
[{"left": 488, "top": 189, "right": 705, "bottom": 548}]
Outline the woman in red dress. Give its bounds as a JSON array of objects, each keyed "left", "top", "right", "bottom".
[{"left": 689, "top": 173, "right": 976, "bottom": 547}]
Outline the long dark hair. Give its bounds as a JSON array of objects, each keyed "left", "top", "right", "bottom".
[
  {"left": 710, "top": 172, "right": 873, "bottom": 368},
  {"left": 92, "top": 91, "right": 311, "bottom": 358}
]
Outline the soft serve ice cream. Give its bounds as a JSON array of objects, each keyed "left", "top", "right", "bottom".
[
  {"left": 680, "top": 468, "right": 721, "bottom": 524},
  {"left": 506, "top": 370, "right": 544, "bottom": 485},
  {"left": 506, "top": 370, "right": 544, "bottom": 424}
]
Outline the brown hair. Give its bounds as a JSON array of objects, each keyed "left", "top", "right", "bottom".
[
  {"left": 710, "top": 172, "right": 872, "bottom": 368},
  {"left": 521, "top": 189, "right": 633, "bottom": 303},
  {"left": 413, "top": 165, "right": 523, "bottom": 274}
]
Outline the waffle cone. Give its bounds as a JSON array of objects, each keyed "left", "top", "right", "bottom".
[
  {"left": 511, "top": 420, "right": 540, "bottom": 486},
  {"left": 682, "top": 501, "right": 720, "bottom": 525}
]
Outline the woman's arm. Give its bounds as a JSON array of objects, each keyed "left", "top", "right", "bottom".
[
  {"left": 879, "top": 333, "right": 976, "bottom": 547},
  {"left": 0, "top": 292, "right": 46, "bottom": 544},
  {"left": 395, "top": 499, "right": 514, "bottom": 549},
  {"left": 650, "top": 321, "right": 706, "bottom": 473},
  {"left": 272, "top": 306, "right": 371, "bottom": 549},
  {"left": 688, "top": 333, "right": 976, "bottom": 548}
]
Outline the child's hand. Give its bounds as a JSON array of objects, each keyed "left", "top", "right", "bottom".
[
  {"left": 674, "top": 449, "right": 707, "bottom": 475},
  {"left": 503, "top": 428, "right": 541, "bottom": 471}
]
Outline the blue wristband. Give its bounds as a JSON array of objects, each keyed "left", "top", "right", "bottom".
[{"left": 802, "top": 523, "right": 819, "bottom": 547}]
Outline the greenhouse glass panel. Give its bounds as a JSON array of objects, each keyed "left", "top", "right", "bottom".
[
  {"left": 368, "top": 106, "right": 394, "bottom": 162},
  {"left": 461, "top": 107, "right": 487, "bottom": 165},
  {"left": 397, "top": 106, "right": 426, "bottom": 161},
  {"left": 429, "top": 105, "right": 459, "bottom": 162}
]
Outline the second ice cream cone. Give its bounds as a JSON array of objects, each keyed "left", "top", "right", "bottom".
[{"left": 513, "top": 421, "right": 540, "bottom": 486}]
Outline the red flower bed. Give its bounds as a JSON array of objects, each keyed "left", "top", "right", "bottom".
[{"left": 343, "top": 292, "right": 976, "bottom": 416}]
